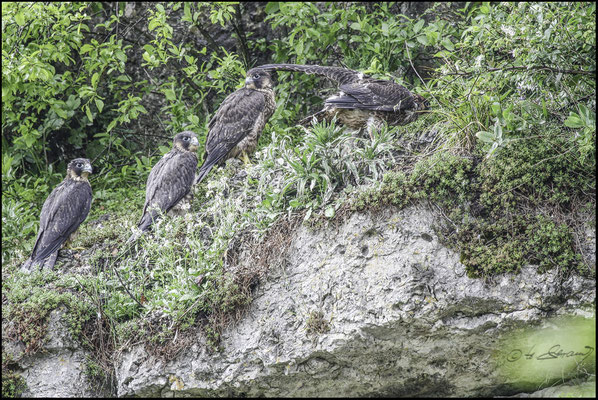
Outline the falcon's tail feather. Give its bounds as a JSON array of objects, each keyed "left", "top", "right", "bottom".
[
  {"left": 21, "top": 257, "right": 35, "bottom": 273},
  {"left": 44, "top": 251, "right": 59, "bottom": 270},
  {"left": 137, "top": 209, "right": 160, "bottom": 232},
  {"left": 193, "top": 142, "right": 234, "bottom": 186},
  {"left": 21, "top": 251, "right": 58, "bottom": 273},
  {"left": 126, "top": 229, "right": 143, "bottom": 244},
  {"left": 193, "top": 162, "right": 216, "bottom": 186},
  {"left": 257, "top": 64, "right": 362, "bottom": 85}
]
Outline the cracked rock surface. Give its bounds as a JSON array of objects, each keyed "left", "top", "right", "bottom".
[
  {"left": 114, "top": 206, "right": 595, "bottom": 397},
  {"left": 9, "top": 307, "right": 102, "bottom": 398}
]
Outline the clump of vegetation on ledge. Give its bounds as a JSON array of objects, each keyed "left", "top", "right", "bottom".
[{"left": 2, "top": 2, "right": 594, "bottom": 393}]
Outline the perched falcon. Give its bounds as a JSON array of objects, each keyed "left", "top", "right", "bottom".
[
  {"left": 21, "top": 158, "right": 93, "bottom": 272},
  {"left": 194, "top": 68, "right": 276, "bottom": 186},
  {"left": 257, "top": 63, "right": 428, "bottom": 138},
  {"left": 132, "top": 131, "right": 199, "bottom": 238}
]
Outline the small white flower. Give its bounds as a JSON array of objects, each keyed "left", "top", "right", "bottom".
[
  {"left": 501, "top": 25, "right": 515, "bottom": 38},
  {"left": 474, "top": 54, "right": 484, "bottom": 68}
]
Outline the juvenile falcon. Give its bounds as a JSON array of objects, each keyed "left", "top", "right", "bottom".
[
  {"left": 132, "top": 131, "right": 199, "bottom": 239},
  {"left": 257, "top": 63, "right": 428, "bottom": 138},
  {"left": 194, "top": 68, "right": 276, "bottom": 186},
  {"left": 21, "top": 158, "right": 93, "bottom": 272}
]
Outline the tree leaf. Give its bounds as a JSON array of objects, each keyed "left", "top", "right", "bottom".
[
  {"left": 324, "top": 206, "right": 335, "bottom": 218},
  {"left": 15, "top": 12, "right": 25, "bottom": 26},
  {"left": 475, "top": 130, "right": 495, "bottom": 143},
  {"left": 416, "top": 35, "right": 429, "bottom": 45},
  {"left": 52, "top": 106, "right": 67, "bottom": 119},
  {"left": 164, "top": 89, "right": 176, "bottom": 101},
  {"left": 91, "top": 72, "right": 100, "bottom": 89},
  {"left": 95, "top": 98, "right": 104, "bottom": 113},
  {"left": 85, "top": 105, "right": 93, "bottom": 122},
  {"left": 80, "top": 44, "right": 94, "bottom": 54},
  {"left": 564, "top": 115, "right": 583, "bottom": 128},
  {"left": 265, "top": 2, "right": 279, "bottom": 14},
  {"left": 413, "top": 19, "right": 425, "bottom": 33},
  {"left": 441, "top": 38, "right": 454, "bottom": 51}
]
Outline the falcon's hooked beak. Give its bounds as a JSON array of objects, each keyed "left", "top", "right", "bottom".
[
  {"left": 245, "top": 76, "right": 256, "bottom": 89},
  {"left": 83, "top": 164, "right": 93, "bottom": 174},
  {"left": 190, "top": 136, "right": 199, "bottom": 151}
]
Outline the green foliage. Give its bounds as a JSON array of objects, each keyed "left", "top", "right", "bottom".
[
  {"left": 457, "top": 214, "right": 584, "bottom": 278},
  {"left": 479, "top": 134, "right": 595, "bottom": 217},
  {"left": 1, "top": 366, "right": 26, "bottom": 398},
  {"left": 525, "top": 216, "right": 585, "bottom": 274},
  {"left": 2, "top": 270, "right": 95, "bottom": 354},
  {"left": 265, "top": 2, "right": 455, "bottom": 74},
  {"left": 564, "top": 104, "right": 596, "bottom": 164},
  {"left": 2, "top": 2, "right": 139, "bottom": 172},
  {"left": 352, "top": 171, "right": 414, "bottom": 211},
  {"left": 412, "top": 152, "right": 474, "bottom": 207},
  {"left": 257, "top": 119, "right": 400, "bottom": 220},
  {"left": 430, "top": 2, "right": 595, "bottom": 156}
]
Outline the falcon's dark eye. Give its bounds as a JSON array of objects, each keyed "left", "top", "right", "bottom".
[
  {"left": 253, "top": 74, "right": 260, "bottom": 80},
  {"left": 77, "top": 163, "right": 83, "bottom": 168},
  {"left": 183, "top": 136, "right": 189, "bottom": 141}
]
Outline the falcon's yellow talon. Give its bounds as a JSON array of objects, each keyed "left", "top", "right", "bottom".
[
  {"left": 68, "top": 246, "right": 86, "bottom": 251},
  {"left": 241, "top": 151, "right": 252, "bottom": 165}
]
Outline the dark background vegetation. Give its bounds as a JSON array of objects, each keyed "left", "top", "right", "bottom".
[{"left": 2, "top": 2, "right": 595, "bottom": 396}]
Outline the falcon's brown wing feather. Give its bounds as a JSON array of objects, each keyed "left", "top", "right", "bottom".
[
  {"left": 29, "top": 179, "right": 92, "bottom": 263},
  {"left": 138, "top": 150, "right": 198, "bottom": 231},
  {"left": 195, "top": 88, "right": 267, "bottom": 185},
  {"left": 327, "top": 81, "right": 418, "bottom": 112}
]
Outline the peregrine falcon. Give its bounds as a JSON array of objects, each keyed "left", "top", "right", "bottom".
[
  {"left": 133, "top": 131, "right": 199, "bottom": 238},
  {"left": 194, "top": 68, "right": 276, "bottom": 186},
  {"left": 21, "top": 158, "right": 93, "bottom": 272},
  {"left": 257, "top": 63, "right": 428, "bottom": 138}
]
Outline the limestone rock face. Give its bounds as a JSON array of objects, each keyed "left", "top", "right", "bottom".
[
  {"left": 114, "top": 206, "right": 595, "bottom": 397},
  {"left": 10, "top": 307, "right": 101, "bottom": 398}
]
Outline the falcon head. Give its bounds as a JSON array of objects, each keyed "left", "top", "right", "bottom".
[
  {"left": 173, "top": 130, "right": 199, "bottom": 153},
  {"left": 67, "top": 158, "right": 93, "bottom": 181},
  {"left": 245, "top": 68, "right": 273, "bottom": 90}
]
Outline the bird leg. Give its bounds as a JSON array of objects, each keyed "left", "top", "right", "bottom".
[
  {"left": 64, "top": 235, "right": 86, "bottom": 251},
  {"left": 366, "top": 116, "right": 387, "bottom": 141},
  {"left": 63, "top": 237, "right": 87, "bottom": 251},
  {"left": 240, "top": 151, "right": 252, "bottom": 166}
]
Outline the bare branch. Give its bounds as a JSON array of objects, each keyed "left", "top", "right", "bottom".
[{"left": 443, "top": 65, "right": 595, "bottom": 77}]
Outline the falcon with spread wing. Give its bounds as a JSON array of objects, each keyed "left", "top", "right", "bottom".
[
  {"left": 194, "top": 68, "right": 276, "bottom": 186},
  {"left": 21, "top": 158, "right": 93, "bottom": 272},
  {"left": 132, "top": 131, "right": 199, "bottom": 239},
  {"left": 257, "top": 63, "right": 428, "bottom": 138}
]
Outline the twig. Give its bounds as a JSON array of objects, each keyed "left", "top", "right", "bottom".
[
  {"left": 404, "top": 41, "right": 439, "bottom": 105},
  {"left": 168, "top": 292, "right": 208, "bottom": 331},
  {"left": 107, "top": 242, "right": 144, "bottom": 309},
  {"left": 443, "top": 65, "right": 595, "bottom": 76},
  {"left": 193, "top": 20, "right": 222, "bottom": 56},
  {"left": 232, "top": 3, "right": 250, "bottom": 69}
]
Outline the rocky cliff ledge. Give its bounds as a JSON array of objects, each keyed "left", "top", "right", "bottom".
[
  {"left": 10, "top": 205, "right": 595, "bottom": 397},
  {"left": 115, "top": 206, "right": 595, "bottom": 397}
]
